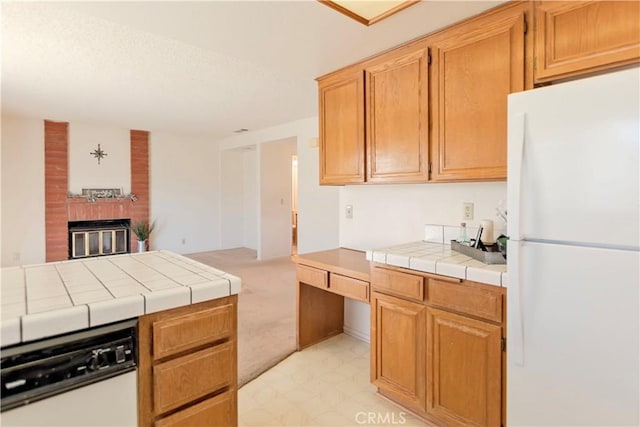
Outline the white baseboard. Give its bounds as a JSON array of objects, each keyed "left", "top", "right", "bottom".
[{"left": 343, "top": 325, "right": 370, "bottom": 343}]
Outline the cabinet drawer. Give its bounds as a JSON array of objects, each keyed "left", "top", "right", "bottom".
[
  {"left": 329, "top": 273, "right": 369, "bottom": 302},
  {"left": 153, "top": 304, "right": 234, "bottom": 360},
  {"left": 371, "top": 268, "right": 424, "bottom": 302},
  {"left": 153, "top": 342, "right": 234, "bottom": 415},
  {"left": 427, "top": 279, "right": 503, "bottom": 323},
  {"left": 155, "top": 390, "right": 236, "bottom": 427},
  {"left": 297, "top": 264, "right": 328, "bottom": 289}
]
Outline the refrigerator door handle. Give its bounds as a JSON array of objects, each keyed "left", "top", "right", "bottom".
[
  {"left": 508, "top": 112, "right": 526, "bottom": 241},
  {"left": 510, "top": 240, "right": 525, "bottom": 366}
]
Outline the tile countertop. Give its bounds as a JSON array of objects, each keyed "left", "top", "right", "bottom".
[
  {"left": 0, "top": 250, "right": 241, "bottom": 347},
  {"left": 366, "top": 241, "right": 508, "bottom": 289}
]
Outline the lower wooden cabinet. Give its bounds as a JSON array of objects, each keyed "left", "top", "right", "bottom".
[
  {"left": 138, "top": 296, "right": 238, "bottom": 427},
  {"left": 371, "top": 292, "right": 426, "bottom": 413},
  {"left": 371, "top": 266, "right": 505, "bottom": 427},
  {"left": 426, "top": 307, "right": 502, "bottom": 427}
]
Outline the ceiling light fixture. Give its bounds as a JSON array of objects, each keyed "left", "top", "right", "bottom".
[{"left": 318, "top": 0, "right": 420, "bottom": 26}]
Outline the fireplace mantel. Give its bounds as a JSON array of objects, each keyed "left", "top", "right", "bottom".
[{"left": 66, "top": 197, "right": 134, "bottom": 222}]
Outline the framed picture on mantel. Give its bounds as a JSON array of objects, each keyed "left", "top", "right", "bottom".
[{"left": 81, "top": 188, "right": 122, "bottom": 198}]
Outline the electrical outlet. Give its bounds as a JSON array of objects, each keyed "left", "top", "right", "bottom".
[
  {"left": 345, "top": 205, "right": 353, "bottom": 219},
  {"left": 463, "top": 202, "right": 474, "bottom": 220}
]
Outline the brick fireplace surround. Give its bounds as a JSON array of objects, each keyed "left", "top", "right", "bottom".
[{"left": 44, "top": 121, "right": 150, "bottom": 262}]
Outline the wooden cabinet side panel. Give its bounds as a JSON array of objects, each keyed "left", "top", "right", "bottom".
[
  {"left": 297, "top": 282, "right": 344, "bottom": 350},
  {"left": 319, "top": 69, "right": 366, "bottom": 184},
  {"left": 138, "top": 312, "right": 155, "bottom": 427},
  {"left": 426, "top": 307, "right": 502, "bottom": 427},
  {"left": 430, "top": 7, "right": 526, "bottom": 181},
  {"left": 155, "top": 390, "right": 237, "bottom": 427},
  {"left": 371, "top": 292, "right": 427, "bottom": 413},
  {"left": 153, "top": 304, "right": 234, "bottom": 360},
  {"left": 366, "top": 45, "right": 430, "bottom": 183},
  {"left": 535, "top": 1, "right": 640, "bottom": 82}
]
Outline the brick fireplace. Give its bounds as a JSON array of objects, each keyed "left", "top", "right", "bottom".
[{"left": 44, "top": 121, "right": 150, "bottom": 262}]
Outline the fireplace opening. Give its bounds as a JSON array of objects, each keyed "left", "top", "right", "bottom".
[{"left": 68, "top": 219, "right": 131, "bottom": 259}]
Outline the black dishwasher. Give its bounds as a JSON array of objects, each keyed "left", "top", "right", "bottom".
[{"left": 1, "top": 318, "right": 137, "bottom": 412}]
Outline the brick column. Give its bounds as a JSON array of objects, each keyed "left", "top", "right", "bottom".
[
  {"left": 44, "top": 121, "right": 69, "bottom": 262},
  {"left": 130, "top": 130, "right": 150, "bottom": 250}
]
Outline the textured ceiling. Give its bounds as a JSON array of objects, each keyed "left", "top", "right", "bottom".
[{"left": 1, "top": 1, "right": 505, "bottom": 140}]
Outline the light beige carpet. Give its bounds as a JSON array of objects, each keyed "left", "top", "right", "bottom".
[{"left": 186, "top": 248, "right": 297, "bottom": 387}]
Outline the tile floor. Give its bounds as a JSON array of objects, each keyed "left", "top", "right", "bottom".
[{"left": 238, "top": 334, "right": 430, "bottom": 427}]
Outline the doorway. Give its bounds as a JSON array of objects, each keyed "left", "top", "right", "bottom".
[
  {"left": 259, "top": 137, "right": 297, "bottom": 259},
  {"left": 291, "top": 155, "right": 298, "bottom": 255},
  {"left": 219, "top": 138, "right": 297, "bottom": 260}
]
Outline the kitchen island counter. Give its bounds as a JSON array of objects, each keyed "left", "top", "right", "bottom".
[
  {"left": 367, "top": 241, "right": 507, "bottom": 288},
  {"left": 1, "top": 250, "right": 241, "bottom": 346}
]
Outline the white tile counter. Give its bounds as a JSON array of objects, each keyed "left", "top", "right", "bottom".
[
  {"left": 1, "top": 250, "right": 241, "bottom": 347},
  {"left": 366, "top": 241, "right": 508, "bottom": 288}
]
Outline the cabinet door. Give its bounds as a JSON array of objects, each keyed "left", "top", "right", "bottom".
[
  {"left": 318, "top": 68, "right": 365, "bottom": 185},
  {"left": 365, "top": 43, "right": 430, "bottom": 183},
  {"left": 371, "top": 291, "right": 426, "bottom": 413},
  {"left": 535, "top": 1, "right": 640, "bottom": 82},
  {"left": 426, "top": 307, "right": 502, "bottom": 427},
  {"left": 430, "top": 6, "right": 528, "bottom": 181}
]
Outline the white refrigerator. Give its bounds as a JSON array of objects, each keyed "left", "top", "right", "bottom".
[{"left": 506, "top": 67, "right": 640, "bottom": 426}]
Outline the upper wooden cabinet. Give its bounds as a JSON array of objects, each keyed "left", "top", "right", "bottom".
[
  {"left": 317, "top": 0, "right": 638, "bottom": 185},
  {"left": 317, "top": 2, "right": 530, "bottom": 185},
  {"left": 318, "top": 67, "right": 365, "bottom": 184},
  {"left": 365, "top": 43, "right": 430, "bottom": 183},
  {"left": 429, "top": 3, "right": 530, "bottom": 181},
  {"left": 534, "top": 1, "right": 640, "bottom": 82},
  {"left": 317, "top": 42, "right": 429, "bottom": 185}
]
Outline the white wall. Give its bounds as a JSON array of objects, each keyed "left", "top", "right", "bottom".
[
  {"left": 217, "top": 117, "right": 340, "bottom": 254},
  {"left": 220, "top": 149, "right": 245, "bottom": 249},
  {"left": 219, "top": 147, "right": 258, "bottom": 251},
  {"left": 339, "top": 181, "right": 507, "bottom": 342},
  {"left": 260, "top": 138, "right": 296, "bottom": 260},
  {"left": 68, "top": 122, "right": 131, "bottom": 194},
  {"left": 340, "top": 182, "right": 507, "bottom": 250},
  {"left": 1, "top": 116, "right": 46, "bottom": 266},
  {"left": 242, "top": 150, "right": 258, "bottom": 250},
  {"left": 149, "top": 132, "right": 221, "bottom": 254}
]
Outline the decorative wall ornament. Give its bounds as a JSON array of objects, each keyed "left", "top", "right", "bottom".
[{"left": 90, "top": 144, "right": 108, "bottom": 164}]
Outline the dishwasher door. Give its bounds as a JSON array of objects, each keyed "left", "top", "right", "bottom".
[{"left": 0, "top": 370, "right": 137, "bottom": 427}]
